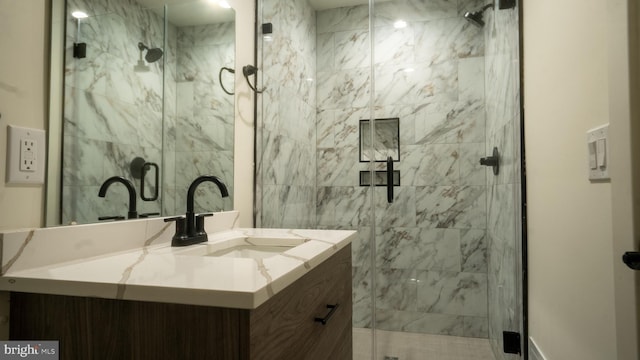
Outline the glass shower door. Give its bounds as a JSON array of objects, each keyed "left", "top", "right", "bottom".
[{"left": 368, "top": 0, "right": 523, "bottom": 359}]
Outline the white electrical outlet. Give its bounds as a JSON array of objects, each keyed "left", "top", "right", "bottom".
[
  {"left": 6, "top": 125, "right": 46, "bottom": 184},
  {"left": 20, "top": 138, "right": 37, "bottom": 172}
]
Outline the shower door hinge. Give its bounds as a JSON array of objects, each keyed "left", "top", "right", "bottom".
[{"left": 503, "top": 331, "right": 522, "bottom": 355}]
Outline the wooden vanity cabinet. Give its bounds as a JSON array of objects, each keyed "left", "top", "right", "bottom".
[{"left": 10, "top": 244, "right": 352, "bottom": 360}]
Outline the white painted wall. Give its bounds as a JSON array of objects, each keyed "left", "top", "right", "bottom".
[
  {"left": 0, "top": 0, "right": 49, "bottom": 340},
  {"left": 0, "top": 0, "right": 49, "bottom": 231},
  {"left": 524, "top": 0, "right": 619, "bottom": 358},
  {"left": 228, "top": 0, "right": 255, "bottom": 227}
]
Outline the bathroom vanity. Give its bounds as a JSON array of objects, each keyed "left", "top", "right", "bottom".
[{"left": 0, "top": 212, "right": 355, "bottom": 359}]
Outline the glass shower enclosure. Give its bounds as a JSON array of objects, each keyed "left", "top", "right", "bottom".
[{"left": 255, "top": 0, "right": 523, "bottom": 359}]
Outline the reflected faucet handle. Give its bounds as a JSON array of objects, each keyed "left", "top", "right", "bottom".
[{"left": 98, "top": 215, "right": 125, "bottom": 221}]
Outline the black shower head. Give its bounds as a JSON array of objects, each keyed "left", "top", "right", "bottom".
[
  {"left": 138, "top": 42, "right": 163, "bottom": 63},
  {"left": 464, "top": 3, "right": 494, "bottom": 28}
]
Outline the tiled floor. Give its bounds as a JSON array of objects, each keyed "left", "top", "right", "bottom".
[{"left": 353, "top": 328, "right": 496, "bottom": 360}]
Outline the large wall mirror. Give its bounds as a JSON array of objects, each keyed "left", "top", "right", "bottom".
[{"left": 47, "top": 0, "right": 236, "bottom": 226}]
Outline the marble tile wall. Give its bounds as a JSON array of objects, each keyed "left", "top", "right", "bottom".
[
  {"left": 256, "top": 0, "right": 317, "bottom": 229},
  {"left": 63, "top": 0, "right": 165, "bottom": 223},
  {"left": 316, "top": 0, "right": 489, "bottom": 339},
  {"left": 483, "top": 4, "right": 522, "bottom": 360},
  {"left": 163, "top": 21, "right": 236, "bottom": 215}
]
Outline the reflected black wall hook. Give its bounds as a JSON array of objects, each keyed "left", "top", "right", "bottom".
[
  {"left": 242, "top": 65, "right": 266, "bottom": 93},
  {"left": 219, "top": 67, "right": 235, "bottom": 95}
]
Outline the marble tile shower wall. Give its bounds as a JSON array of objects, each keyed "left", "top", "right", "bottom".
[
  {"left": 63, "top": 0, "right": 164, "bottom": 223},
  {"left": 163, "top": 22, "right": 235, "bottom": 215},
  {"left": 484, "top": 6, "right": 521, "bottom": 360},
  {"left": 316, "top": 0, "right": 489, "bottom": 338},
  {"left": 257, "top": 0, "right": 317, "bottom": 228}
]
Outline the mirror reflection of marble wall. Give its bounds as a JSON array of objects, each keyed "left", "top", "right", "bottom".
[
  {"left": 164, "top": 16, "right": 235, "bottom": 216},
  {"left": 63, "top": 0, "right": 165, "bottom": 224},
  {"left": 61, "top": 0, "right": 235, "bottom": 224}
]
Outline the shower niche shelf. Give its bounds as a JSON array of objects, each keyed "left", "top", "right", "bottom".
[{"left": 359, "top": 170, "right": 400, "bottom": 187}]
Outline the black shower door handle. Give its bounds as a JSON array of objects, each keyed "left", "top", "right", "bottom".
[
  {"left": 141, "top": 162, "right": 159, "bottom": 201},
  {"left": 387, "top": 156, "right": 394, "bottom": 203}
]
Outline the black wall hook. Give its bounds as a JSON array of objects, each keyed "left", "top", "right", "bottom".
[{"left": 242, "top": 65, "right": 266, "bottom": 93}]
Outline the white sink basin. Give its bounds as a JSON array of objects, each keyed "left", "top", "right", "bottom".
[{"left": 175, "top": 236, "right": 306, "bottom": 259}]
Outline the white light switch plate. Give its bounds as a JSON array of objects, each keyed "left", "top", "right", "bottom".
[
  {"left": 6, "top": 125, "right": 46, "bottom": 184},
  {"left": 587, "top": 124, "right": 610, "bottom": 181}
]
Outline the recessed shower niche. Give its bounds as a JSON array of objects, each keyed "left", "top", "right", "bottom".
[{"left": 359, "top": 118, "right": 400, "bottom": 162}]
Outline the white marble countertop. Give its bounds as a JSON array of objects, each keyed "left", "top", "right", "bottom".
[{"left": 0, "top": 213, "right": 355, "bottom": 309}]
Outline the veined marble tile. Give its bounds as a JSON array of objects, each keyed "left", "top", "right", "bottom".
[
  {"left": 174, "top": 150, "right": 233, "bottom": 189},
  {"left": 317, "top": 5, "right": 369, "bottom": 34},
  {"left": 316, "top": 33, "right": 335, "bottom": 72},
  {"left": 316, "top": 186, "right": 371, "bottom": 228},
  {"left": 459, "top": 142, "right": 486, "bottom": 186},
  {"left": 463, "top": 315, "right": 489, "bottom": 338},
  {"left": 335, "top": 107, "right": 368, "bottom": 149},
  {"left": 400, "top": 144, "right": 460, "bottom": 186},
  {"left": 335, "top": 30, "right": 371, "bottom": 70},
  {"left": 415, "top": 185, "right": 486, "bottom": 229},
  {"left": 458, "top": 56, "right": 485, "bottom": 101},
  {"left": 317, "top": 147, "right": 360, "bottom": 186},
  {"left": 375, "top": 308, "right": 467, "bottom": 337},
  {"left": 374, "top": 25, "right": 414, "bottom": 66},
  {"left": 351, "top": 226, "right": 373, "bottom": 267},
  {"left": 63, "top": 136, "right": 106, "bottom": 186},
  {"left": 376, "top": 268, "right": 418, "bottom": 311},
  {"left": 316, "top": 67, "right": 371, "bottom": 111},
  {"left": 414, "top": 17, "right": 484, "bottom": 65},
  {"left": 316, "top": 108, "right": 335, "bottom": 148},
  {"left": 352, "top": 264, "right": 374, "bottom": 328},
  {"left": 487, "top": 184, "right": 516, "bottom": 246},
  {"left": 415, "top": 99, "right": 486, "bottom": 144},
  {"left": 279, "top": 185, "right": 317, "bottom": 229},
  {"left": 460, "top": 229, "right": 487, "bottom": 273},
  {"left": 177, "top": 43, "right": 234, "bottom": 84},
  {"left": 178, "top": 22, "right": 235, "bottom": 47},
  {"left": 417, "top": 271, "right": 488, "bottom": 316},
  {"left": 374, "top": 186, "right": 418, "bottom": 228},
  {"left": 377, "top": 227, "right": 461, "bottom": 272}
]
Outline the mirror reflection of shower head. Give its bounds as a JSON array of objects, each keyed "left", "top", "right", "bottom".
[
  {"left": 137, "top": 42, "right": 163, "bottom": 63},
  {"left": 464, "top": 3, "right": 494, "bottom": 28}
]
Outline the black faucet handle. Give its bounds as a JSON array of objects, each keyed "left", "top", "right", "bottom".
[
  {"left": 164, "top": 216, "right": 186, "bottom": 235},
  {"left": 195, "top": 213, "right": 214, "bottom": 235},
  {"left": 164, "top": 216, "right": 191, "bottom": 246}
]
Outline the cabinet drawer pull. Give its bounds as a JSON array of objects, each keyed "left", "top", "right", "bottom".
[{"left": 314, "top": 304, "right": 339, "bottom": 325}]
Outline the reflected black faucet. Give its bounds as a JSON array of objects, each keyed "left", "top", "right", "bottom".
[
  {"left": 165, "top": 175, "right": 229, "bottom": 247},
  {"left": 98, "top": 176, "right": 138, "bottom": 219}
]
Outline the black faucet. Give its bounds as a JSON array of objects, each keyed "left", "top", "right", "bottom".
[
  {"left": 166, "top": 175, "right": 229, "bottom": 247},
  {"left": 98, "top": 176, "right": 138, "bottom": 219}
]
